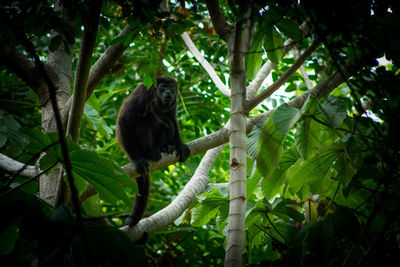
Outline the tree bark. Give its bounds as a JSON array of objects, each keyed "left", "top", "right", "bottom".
[{"left": 225, "top": 22, "right": 247, "bottom": 267}]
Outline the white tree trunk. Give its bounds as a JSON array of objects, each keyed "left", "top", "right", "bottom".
[{"left": 225, "top": 24, "right": 247, "bottom": 267}]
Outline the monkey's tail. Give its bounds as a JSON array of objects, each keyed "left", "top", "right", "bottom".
[{"left": 125, "top": 174, "right": 150, "bottom": 227}]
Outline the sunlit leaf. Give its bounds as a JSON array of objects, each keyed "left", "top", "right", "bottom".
[
  {"left": 287, "top": 148, "right": 338, "bottom": 194},
  {"left": 191, "top": 191, "right": 227, "bottom": 227},
  {"left": 273, "top": 104, "right": 302, "bottom": 136},
  {"left": 256, "top": 115, "right": 284, "bottom": 179},
  {"left": 246, "top": 30, "right": 264, "bottom": 79},
  {"left": 264, "top": 26, "right": 284, "bottom": 64}
]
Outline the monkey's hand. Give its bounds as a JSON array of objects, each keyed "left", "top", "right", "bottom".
[
  {"left": 176, "top": 143, "right": 190, "bottom": 162},
  {"left": 134, "top": 159, "right": 149, "bottom": 175}
]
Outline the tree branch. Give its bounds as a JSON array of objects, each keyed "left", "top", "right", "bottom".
[
  {"left": 0, "top": 153, "right": 38, "bottom": 178},
  {"left": 204, "top": 0, "right": 234, "bottom": 42},
  {"left": 67, "top": 0, "right": 102, "bottom": 143},
  {"left": 86, "top": 25, "right": 135, "bottom": 98},
  {"left": 245, "top": 38, "right": 321, "bottom": 110},
  {"left": 1, "top": 49, "right": 39, "bottom": 89},
  {"left": 181, "top": 32, "right": 230, "bottom": 97},
  {"left": 121, "top": 145, "right": 225, "bottom": 241}
]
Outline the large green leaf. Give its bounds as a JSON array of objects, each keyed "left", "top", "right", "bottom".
[
  {"left": 261, "top": 145, "right": 299, "bottom": 199},
  {"left": 287, "top": 147, "right": 338, "bottom": 195},
  {"left": 273, "top": 104, "right": 302, "bottom": 136},
  {"left": 276, "top": 19, "right": 303, "bottom": 40},
  {"left": 264, "top": 26, "right": 284, "bottom": 64},
  {"left": 247, "top": 117, "right": 268, "bottom": 159},
  {"left": 318, "top": 96, "right": 347, "bottom": 128},
  {"left": 246, "top": 30, "right": 264, "bottom": 79},
  {"left": 69, "top": 149, "right": 136, "bottom": 207},
  {"left": 191, "top": 191, "right": 228, "bottom": 227},
  {"left": 271, "top": 197, "right": 304, "bottom": 223},
  {"left": 247, "top": 167, "right": 262, "bottom": 199},
  {"left": 294, "top": 118, "right": 322, "bottom": 160},
  {"left": 334, "top": 151, "right": 357, "bottom": 188},
  {"left": 256, "top": 114, "right": 284, "bottom": 179}
]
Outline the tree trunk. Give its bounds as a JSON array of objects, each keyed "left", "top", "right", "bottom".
[{"left": 225, "top": 23, "right": 247, "bottom": 267}]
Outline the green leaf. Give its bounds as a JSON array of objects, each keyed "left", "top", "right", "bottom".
[
  {"left": 247, "top": 168, "right": 262, "bottom": 198},
  {"left": 334, "top": 152, "right": 357, "bottom": 187},
  {"left": 264, "top": 26, "right": 283, "bottom": 64},
  {"left": 87, "top": 93, "right": 100, "bottom": 112},
  {"left": 0, "top": 225, "right": 19, "bottom": 256},
  {"left": 246, "top": 30, "right": 264, "bottom": 79},
  {"left": 287, "top": 148, "right": 338, "bottom": 195},
  {"left": 300, "top": 94, "right": 319, "bottom": 115},
  {"left": 285, "top": 83, "right": 297, "bottom": 92},
  {"left": 69, "top": 149, "right": 136, "bottom": 206},
  {"left": 191, "top": 191, "right": 227, "bottom": 227},
  {"left": 0, "top": 111, "right": 26, "bottom": 156},
  {"left": 84, "top": 104, "right": 101, "bottom": 130},
  {"left": 318, "top": 96, "right": 347, "bottom": 128},
  {"left": 276, "top": 19, "right": 303, "bottom": 40},
  {"left": 273, "top": 104, "right": 302, "bottom": 136},
  {"left": 143, "top": 74, "right": 153, "bottom": 88},
  {"left": 247, "top": 117, "right": 268, "bottom": 159},
  {"left": 294, "top": 118, "right": 321, "bottom": 160},
  {"left": 256, "top": 114, "right": 285, "bottom": 179},
  {"left": 271, "top": 198, "right": 304, "bottom": 222},
  {"left": 98, "top": 118, "right": 112, "bottom": 139},
  {"left": 82, "top": 194, "right": 101, "bottom": 218},
  {"left": 216, "top": 201, "right": 229, "bottom": 231},
  {"left": 261, "top": 145, "right": 299, "bottom": 199}
]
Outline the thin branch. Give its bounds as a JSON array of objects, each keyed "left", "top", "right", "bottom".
[
  {"left": 181, "top": 32, "right": 230, "bottom": 97},
  {"left": 245, "top": 39, "right": 321, "bottom": 110},
  {"left": 204, "top": 0, "right": 234, "bottom": 42},
  {"left": 67, "top": 0, "right": 102, "bottom": 143}
]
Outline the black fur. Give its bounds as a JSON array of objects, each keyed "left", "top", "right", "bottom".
[{"left": 117, "top": 77, "right": 190, "bottom": 227}]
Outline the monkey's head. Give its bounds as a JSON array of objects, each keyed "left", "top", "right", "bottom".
[{"left": 154, "top": 77, "right": 177, "bottom": 111}]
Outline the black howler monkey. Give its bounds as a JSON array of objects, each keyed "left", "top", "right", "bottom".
[{"left": 116, "top": 77, "right": 190, "bottom": 227}]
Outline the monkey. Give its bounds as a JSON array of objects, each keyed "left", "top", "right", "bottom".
[{"left": 116, "top": 77, "right": 190, "bottom": 227}]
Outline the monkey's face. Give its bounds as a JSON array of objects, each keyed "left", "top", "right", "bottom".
[{"left": 156, "top": 82, "right": 177, "bottom": 109}]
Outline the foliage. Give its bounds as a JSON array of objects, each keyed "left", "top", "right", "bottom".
[{"left": 1, "top": 0, "right": 400, "bottom": 266}]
